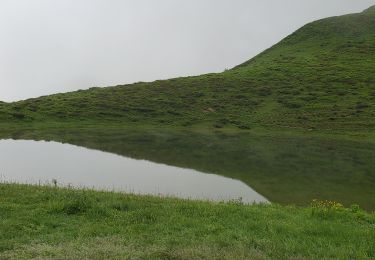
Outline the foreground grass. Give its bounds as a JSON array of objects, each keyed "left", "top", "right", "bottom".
[{"left": 0, "top": 184, "right": 374, "bottom": 259}]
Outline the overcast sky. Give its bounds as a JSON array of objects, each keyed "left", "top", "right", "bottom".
[{"left": 1, "top": 0, "right": 374, "bottom": 102}]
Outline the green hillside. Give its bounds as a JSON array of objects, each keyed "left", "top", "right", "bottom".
[{"left": 0, "top": 6, "right": 374, "bottom": 131}]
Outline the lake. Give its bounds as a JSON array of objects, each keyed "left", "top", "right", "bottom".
[
  {"left": 0, "top": 139, "right": 268, "bottom": 204},
  {"left": 1, "top": 128, "right": 374, "bottom": 210}
]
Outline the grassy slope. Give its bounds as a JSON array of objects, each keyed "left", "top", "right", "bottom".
[
  {"left": 1, "top": 8, "right": 375, "bottom": 259},
  {"left": 0, "top": 184, "right": 374, "bottom": 259},
  {"left": 0, "top": 7, "right": 374, "bottom": 131}
]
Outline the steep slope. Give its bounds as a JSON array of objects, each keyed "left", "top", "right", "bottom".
[{"left": 0, "top": 6, "right": 374, "bottom": 130}]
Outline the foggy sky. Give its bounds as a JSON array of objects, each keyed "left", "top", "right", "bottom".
[{"left": 1, "top": 0, "right": 374, "bottom": 102}]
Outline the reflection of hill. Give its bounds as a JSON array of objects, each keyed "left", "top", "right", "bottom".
[{"left": 1, "top": 128, "right": 375, "bottom": 210}]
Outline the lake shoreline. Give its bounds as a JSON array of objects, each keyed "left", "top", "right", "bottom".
[
  {"left": 1, "top": 121, "right": 375, "bottom": 143},
  {"left": 0, "top": 183, "right": 374, "bottom": 259}
]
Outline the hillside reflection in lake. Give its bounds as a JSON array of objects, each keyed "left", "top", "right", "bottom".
[
  {"left": 0, "top": 139, "right": 267, "bottom": 204},
  {"left": 1, "top": 127, "right": 374, "bottom": 210}
]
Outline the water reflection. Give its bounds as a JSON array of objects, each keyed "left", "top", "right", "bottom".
[
  {"left": 0, "top": 127, "right": 374, "bottom": 210},
  {"left": 0, "top": 139, "right": 268, "bottom": 204}
]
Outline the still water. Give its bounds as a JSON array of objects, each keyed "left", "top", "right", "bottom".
[{"left": 0, "top": 139, "right": 268, "bottom": 204}]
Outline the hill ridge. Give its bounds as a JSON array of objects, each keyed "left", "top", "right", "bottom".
[
  {"left": 0, "top": 6, "right": 374, "bottom": 131},
  {"left": 363, "top": 5, "right": 375, "bottom": 14}
]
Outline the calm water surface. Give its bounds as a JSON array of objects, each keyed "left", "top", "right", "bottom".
[{"left": 0, "top": 139, "right": 268, "bottom": 204}]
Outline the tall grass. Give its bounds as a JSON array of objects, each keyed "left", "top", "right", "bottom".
[{"left": 0, "top": 183, "right": 374, "bottom": 259}]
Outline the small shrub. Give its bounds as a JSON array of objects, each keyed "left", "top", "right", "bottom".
[
  {"left": 62, "top": 196, "right": 93, "bottom": 215},
  {"left": 284, "top": 101, "right": 302, "bottom": 109},
  {"left": 131, "top": 210, "right": 157, "bottom": 224},
  {"left": 218, "top": 118, "right": 230, "bottom": 125},
  {"left": 356, "top": 102, "right": 369, "bottom": 110},
  {"left": 337, "top": 90, "right": 348, "bottom": 96},
  {"left": 297, "top": 116, "right": 309, "bottom": 121},
  {"left": 11, "top": 112, "right": 26, "bottom": 120},
  {"left": 237, "top": 124, "right": 251, "bottom": 130},
  {"left": 311, "top": 199, "right": 344, "bottom": 218},
  {"left": 111, "top": 201, "right": 130, "bottom": 212},
  {"left": 257, "top": 87, "right": 272, "bottom": 96},
  {"left": 50, "top": 192, "right": 93, "bottom": 215},
  {"left": 229, "top": 197, "right": 244, "bottom": 206},
  {"left": 213, "top": 122, "right": 224, "bottom": 129},
  {"left": 350, "top": 204, "right": 360, "bottom": 213}
]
